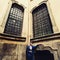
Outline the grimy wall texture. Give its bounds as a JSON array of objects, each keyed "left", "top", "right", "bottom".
[
  {"left": 0, "top": 0, "right": 60, "bottom": 60},
  {"left": 0, "top": 43, "right": 26, "bottom": 60}
]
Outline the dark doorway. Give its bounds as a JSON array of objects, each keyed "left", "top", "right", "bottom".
[{"left": 35, "top": 50, "right": 54, "bottom": 60}]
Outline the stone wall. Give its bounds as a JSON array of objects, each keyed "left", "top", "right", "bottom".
[
  {"left": 57, "top": 43, "right": 60, "bottom": 60},
  {"left": 0, "top": 43, "right": 26, "bottom": 60}
]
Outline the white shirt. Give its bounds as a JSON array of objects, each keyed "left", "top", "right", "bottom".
[{"left": 29, "top": 46, "right": 32, "bottom": 50}]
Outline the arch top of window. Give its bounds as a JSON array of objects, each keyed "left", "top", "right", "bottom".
[
  {"left": 32, "top": 3, "right": 47, "bottom": 14},
  {"left": 12, "top": 3, "right": 24, "bottom": 12}
]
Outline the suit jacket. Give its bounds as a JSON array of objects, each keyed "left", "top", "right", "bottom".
[{"left": 26, "top": 45, "right": 38, "bottom": 60}]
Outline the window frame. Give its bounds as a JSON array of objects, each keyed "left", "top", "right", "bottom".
[
  {"left": 4, "top": 3, "right": 24, "bottom": 36},
  {"left": 32, "top": 3, "right": 53, "bottom": 38}
]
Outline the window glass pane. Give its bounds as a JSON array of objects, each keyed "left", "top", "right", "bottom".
[
  {"left": 32, "top": 3, "right": 53, "bottom": 38},
  {"left": 4, "top": 3, "right": 24, "bottom": 36}
]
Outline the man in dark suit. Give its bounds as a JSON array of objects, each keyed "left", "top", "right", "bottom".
[{"left": 26, "top": 43, "right": 39, "bottom": 60}]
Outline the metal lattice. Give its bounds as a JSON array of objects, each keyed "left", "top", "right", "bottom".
[
  {"left": 4, "top": 3, "right": 24, "bottom": 36},
  {"left": 32, "top": 3, "right": 53, "bottom": 38}
]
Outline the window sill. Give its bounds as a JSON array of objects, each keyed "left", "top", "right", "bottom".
[
  {"left": 30, "top": 33, "right": 60, "bottom": 43},
  {"left": 0, "top": 33, "right": 26, "bottom": 42}
]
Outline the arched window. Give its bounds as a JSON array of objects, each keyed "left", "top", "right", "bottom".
[
  {"left": 4, "top": 3, "right": 24, "bottom": 36},
  {"left": 32, "top": 3, "right": 53, "bottom": 38}
]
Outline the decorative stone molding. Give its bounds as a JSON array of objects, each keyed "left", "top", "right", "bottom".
[
  {"left": 11, "top": 0, "right": 18, "bottom": 3},
  {"left": 30, "top": 0, "right": 48, "bottom": 13},
  {"left": 11, "top": 0, "right": 26, "bottom": 9},
  {"left": 31, "top": 33, "right": 60, "bottom": 43},
  {"left": 0, "top": 33, "right": 26, "bottom": 42},
  {"left": 36, "top": 44, "right": 44, "bottom": 50},
  {"left": 36, "top": 44, "right": 53, "bottom": 53},
  {"left": 57, "top": 43, "right": 60, "bottom": 60}
]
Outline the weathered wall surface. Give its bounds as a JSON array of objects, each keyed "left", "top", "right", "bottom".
[{"left": 0, "top": 43, "right": 26, "bottom": 60}]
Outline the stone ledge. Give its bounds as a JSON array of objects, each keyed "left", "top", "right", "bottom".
[
  {"left": 30, "top": 33, "right": 60, "bottom": 43},
  {"left": 0, "top": 33, "right": 26, "bottom": 42}
]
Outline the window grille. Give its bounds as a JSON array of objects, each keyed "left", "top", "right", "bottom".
[
  {"left": 4, "top": 3, "right": 24, "bottom": 36},
  {"left": 32, "top": 3, "right": 53, "bottom": 38}
]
